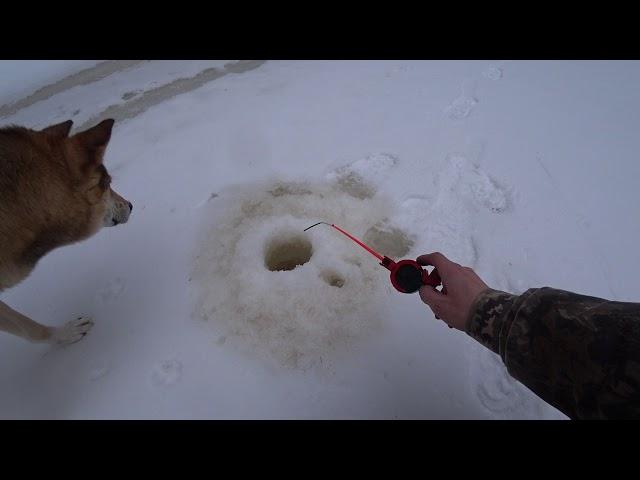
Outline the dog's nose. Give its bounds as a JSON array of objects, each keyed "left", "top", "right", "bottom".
[{"left": 128, "top": 202, "right": 133, "bottom": 212}]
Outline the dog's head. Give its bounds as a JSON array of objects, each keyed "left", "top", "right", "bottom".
[{"left": 41, "top": 118, "right": 132, "bottom": 234}]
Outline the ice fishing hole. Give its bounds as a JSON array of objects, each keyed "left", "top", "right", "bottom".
[
  {"left": 321, "top": 270, "right": 345, "bottom": 288},
  {"left": 264, "top": 234, "right": 313, "bottom": 271}
]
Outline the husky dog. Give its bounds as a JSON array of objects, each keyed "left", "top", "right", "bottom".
[{"left": 0, "top": 119, "right": 131, "bottom": 344}]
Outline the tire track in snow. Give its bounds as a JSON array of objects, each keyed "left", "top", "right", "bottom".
[
  {"left": 75, "top": 60, "right": 267, "bottom": 131},
  {"left": 0, "top": 61, "right": 146, "bottom": 118}
]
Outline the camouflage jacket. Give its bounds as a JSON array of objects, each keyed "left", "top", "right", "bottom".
[{"left": 466, "top": 287, "right": 640, "bottom": 419}]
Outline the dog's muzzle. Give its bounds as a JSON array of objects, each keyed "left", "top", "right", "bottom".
[{"left": 105, "top": 197, "right": 133, "bottom": 227}]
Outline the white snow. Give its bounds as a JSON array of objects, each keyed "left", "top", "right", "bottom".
[{"left": 1, "top": 60, "right": 639, "bottom": 419}]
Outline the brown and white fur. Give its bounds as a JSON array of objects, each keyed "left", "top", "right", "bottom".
[{"left": 0, "top": 119, "right": 131, "bottom": 344}]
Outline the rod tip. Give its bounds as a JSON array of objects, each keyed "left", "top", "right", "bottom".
[{"left": 303, "top": 221, "right": 329, "bottom": 232}]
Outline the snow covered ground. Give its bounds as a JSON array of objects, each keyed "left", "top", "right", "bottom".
[{"left": 1, "top": 60, "right": 638, "bottom": 419}]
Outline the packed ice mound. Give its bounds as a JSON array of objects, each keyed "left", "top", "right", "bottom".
[{"left": 191, "top": 170, "right": 413, "bottom": 369}]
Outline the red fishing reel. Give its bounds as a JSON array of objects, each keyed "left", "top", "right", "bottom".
[
  {"left": 304, "top": 222, "right": 442, "bottom": 294},
  {"left": 380, "top": 257, "right": 441, "bottom": 294}
]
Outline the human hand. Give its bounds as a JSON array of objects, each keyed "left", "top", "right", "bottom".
[{"left": 416, "top": 252, "right": 490, "bottom": 331}]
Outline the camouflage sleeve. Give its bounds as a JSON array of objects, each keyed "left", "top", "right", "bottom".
[{"left": 465, "top": 287, "right": 640, "bottom": 419}]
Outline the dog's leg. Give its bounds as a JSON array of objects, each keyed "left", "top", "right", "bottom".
[{"left": 0, "top": 301, "right": 93, "bottom": 344}]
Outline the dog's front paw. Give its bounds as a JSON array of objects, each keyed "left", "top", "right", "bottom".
[{"left": 50, "top": 316, "right": 94, "bottom": 345}]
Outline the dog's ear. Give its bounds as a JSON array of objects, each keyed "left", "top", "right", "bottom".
[
  {"left": 73, "top": 118, "right": 115, "bottom": 174},
  {"left": 42, "top": 119, "right": 73, "bottom": 138},
  {"left": 73, "top": 119, "right": 115, "bottom": 168},
  {"left": 74, "top": 119, "right": 115, "bottom": 152}
]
